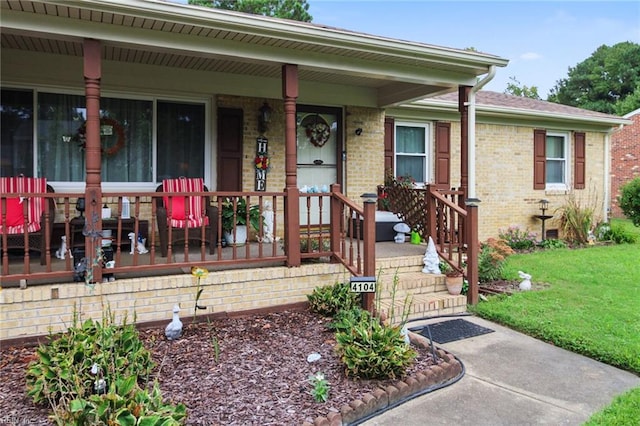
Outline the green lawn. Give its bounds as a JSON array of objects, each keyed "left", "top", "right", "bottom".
[{"left": 471, "top": 219, "right": 640, "bottom": 424}]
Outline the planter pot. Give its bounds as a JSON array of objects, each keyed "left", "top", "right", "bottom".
[
  {"left": 445, "top": 275, "right": 463, "bottom": 295},
  {"left": 224, "top": 225, "right": 247, "bottom": 246}
]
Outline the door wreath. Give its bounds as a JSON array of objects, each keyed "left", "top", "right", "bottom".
[
  {"left": 301, "top": 114, "right": 331, "bottom": 147},
  {"left": 75, "top": 117, "right": 125, "bottom": 156}
]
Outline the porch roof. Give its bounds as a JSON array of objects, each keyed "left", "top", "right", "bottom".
[{"left": 0, "top": 0, "right": 508, "bottom": 107}]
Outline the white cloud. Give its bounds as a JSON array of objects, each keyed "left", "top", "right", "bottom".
[{"left": 520, "top": 52, "right": 543, "bottom": 61}]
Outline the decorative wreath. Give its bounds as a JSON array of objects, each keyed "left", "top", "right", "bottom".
[
  {"left": 254, "top": 152, "right": 270, "bottom": 171},
  {"left": 302, "top": 114, "right": 331, "bottom": 147},
  {"left": 75, "top": 117, "right": 125, "bottom": 156}
]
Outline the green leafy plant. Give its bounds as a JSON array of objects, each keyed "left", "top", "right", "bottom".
[
  {"left": 478, "top": 238, "right": 514, "bottom": 282},
  {"left": 596, "top": 222, "right": 638, "bottom": 244},
  {"left": 618, "top": 177, "right": 640, "bottom": 226},
  {"left": 221, "top": 197, "right": 261, "bottom": 232},
  {"left": 327, "top": 306, "right": 371, "bottom": 333},
  {"left": 24, "top": 306, "right": 183, "bottom": 423},
  {"left": 307, "top": 282, "right": 360, "bottom": 317},
  {"left": 538, "top": 238, "right": 567, "bottom": 250},
  {"left": 308, "top": 372, "right": 330, "bottom": 403},
  {"left": 334, "top": 316, "right": 416, "bottom": 380},
  {"left": 300, "top": 237, "right": 331, "bottom": 253},
  {"left": 499, "top": 226, "right": 537, "bottom": 251},
  {"left": 556, "top": 191, "right": 597, "bottom": 244}
]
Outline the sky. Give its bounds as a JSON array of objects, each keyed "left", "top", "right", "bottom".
[{"left": 306, "top": 1, "right": 640, "bottom": 97}]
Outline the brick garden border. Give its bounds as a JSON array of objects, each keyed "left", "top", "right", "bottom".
[{"left": 303, "top": 332, "right": 464, "bottom": 426}]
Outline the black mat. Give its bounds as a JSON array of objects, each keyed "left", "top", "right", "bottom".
[{"left": 418, "top": 318, "right": 494, "bottom": 343}]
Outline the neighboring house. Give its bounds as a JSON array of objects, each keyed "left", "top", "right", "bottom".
[
  {"left": 610, "top": 108, "right": 640, "bottom": 218},
  {"left": 386, "top": 91, "right": 629, "bottom": 240}
]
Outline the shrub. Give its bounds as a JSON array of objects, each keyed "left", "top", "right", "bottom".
[
  {"left": 597, "top": 222, "right": 638, "bottom": 244},
  {"left": 538, "top": 238, "right": 567, "bottom": 250},
  {"left": 499, "top": 226, "right": 537, "bottom": 250},
  {"left": 478, "top": 238, "right": 514, "bottom": 282},
  {"left": 307, "top": 282, "right": 360, "bottom": 317},
  {"left": 334, "top": 315, "right": 416, "bottom": 380},
  {"left": 557, "top": 192, "right": 597, "bottom": 244},
  {"left": 25, "top": 307, "right": 185, "bottom": 424},
  {"left": 618, "top": 177, "right": 640, "bottom": 226},
  {"left": 327, "top": 306, "right": 371, "bottom": 333}
]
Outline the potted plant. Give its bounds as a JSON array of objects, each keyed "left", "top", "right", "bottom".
[
  {"left": 439, "top": 261, "right": 464, "bottom": 295},
  {"left": 221, "top": 197, "right": 260, "bottom": 246}
]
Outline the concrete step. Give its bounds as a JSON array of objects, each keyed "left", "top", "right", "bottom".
[{"left": 378, "top": 292, "right": 467, "bottom": 325}]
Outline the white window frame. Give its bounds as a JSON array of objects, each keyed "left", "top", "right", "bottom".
[
  {"left": 546, "top": 131, "right": 570, "bottom": 191},
  {"left": 394, "top": 121, "right": 431, "bottom": 187},
  {"left": 2, "top": 85, "right": 211, "bottom": 192}
]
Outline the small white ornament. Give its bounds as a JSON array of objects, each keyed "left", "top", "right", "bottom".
[
  {"left": 518, "top": 270, "right": 532, "bottom": 291},
  {"left": 307, "top": 353, "right": 322, "bottom": 363}
]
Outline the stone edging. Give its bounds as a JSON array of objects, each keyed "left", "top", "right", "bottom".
[{"left": 302, "top": 331, "right": 464, "bottom": 426}]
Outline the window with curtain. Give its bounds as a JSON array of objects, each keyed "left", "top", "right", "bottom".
[
  {"left": 395, "top": 123, "right": 429, "bottom": 184},
  {"left": 1, "top": 88, "right": 205, "bottom": 184},
  {"left": 1, "top": 89, "right": 34, "bottom": 177},
  {"left": 546, "top": 133, "right": 567, "bottom": 185}
]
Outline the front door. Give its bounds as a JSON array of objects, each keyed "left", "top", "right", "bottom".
[{"left": 296, "top": 106, "right": 342, "bottom": 225}]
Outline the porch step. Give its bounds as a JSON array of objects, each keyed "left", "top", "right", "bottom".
[{"left": 378, "top": 293, "right": 468, "bottom": 325}]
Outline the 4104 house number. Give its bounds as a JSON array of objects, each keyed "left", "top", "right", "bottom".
[{"left": 349, "top": 277, "right": 376, "bottom": 293}]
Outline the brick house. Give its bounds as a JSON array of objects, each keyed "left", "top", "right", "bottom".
[{"left": 610, "top": 108, "right": 640, "bottom": 218}]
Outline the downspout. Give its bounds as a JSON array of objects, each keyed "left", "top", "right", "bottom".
[{"left": 466, "top": 65, "right": 496, "bottom": 199}]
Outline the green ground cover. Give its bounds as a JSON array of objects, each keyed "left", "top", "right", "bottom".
[{"left": 471, "top": 219, "right": 640, "bottom": 424}]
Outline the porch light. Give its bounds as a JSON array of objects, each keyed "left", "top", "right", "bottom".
[
  {"left": 258, "top": 102, "right": 272, "bottom": 134},
  {"left": 538, "top": 199, "right": 549, "bottom": 215}
]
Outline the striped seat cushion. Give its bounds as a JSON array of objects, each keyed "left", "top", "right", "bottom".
[
  {"left": 0, "top": 176, "right": 47, "bottom": 234},
  {"left": 162, "top": 178, "right": 209, "bottom": 228}
]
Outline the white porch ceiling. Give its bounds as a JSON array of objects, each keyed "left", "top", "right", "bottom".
[{"left": 1, "top": 0, "right": 508, "bottom": 107}]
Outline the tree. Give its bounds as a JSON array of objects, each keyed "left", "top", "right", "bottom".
[
  {"left": 504, "top": 76, "right": 541, "bottom": 100},
  {"left": 548, "top": 42, "right": 640, "bottom": 115},
  {"left": 188, "top": 0, "right": 312, "bottom": 22}
]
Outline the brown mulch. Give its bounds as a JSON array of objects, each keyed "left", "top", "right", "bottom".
[
  {"left": 0, "top": 310, "right": 445, "bottom": 425},
  {"left": 479, "top": 279, "right": 551, "bottom": 295}
]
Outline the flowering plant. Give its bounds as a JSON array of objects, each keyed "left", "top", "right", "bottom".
[
  {"left": 254, "top": 152, "right": 270, "bottom": 171},
  {"left": 308, "top": 372, "right": 329, "bottom": 402},
  {"left": 191, "top": 266, "right": 209, "bottom": 321}
]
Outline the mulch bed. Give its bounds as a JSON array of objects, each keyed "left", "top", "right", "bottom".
[
  {"left": 0, "top": 310, "right": 462, "bottom": 425},
  {"left": 479, "top": 279, "right": 551, "bottom": 295}
]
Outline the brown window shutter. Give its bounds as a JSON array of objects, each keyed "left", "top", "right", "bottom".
[
  {"left": 574, "top": 132, "right": 586, "bottom": 189},
  {"left": 533, "top": 129, "right": 546, "bottom": 190},
  {"left": 384, "top": 117, "right": 395, "bottom": 176},
  {"left": 435, "top": 122, "right": 451, "bottom": 189}
]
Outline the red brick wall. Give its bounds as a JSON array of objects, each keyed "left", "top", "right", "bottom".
[{"left": 611, "top": 110, "right": 640, "bottom": 217}]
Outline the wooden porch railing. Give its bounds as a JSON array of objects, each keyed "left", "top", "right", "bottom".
[
  {"left": 383, "top": 183, "right": 478, "bottom": 303},
  {"left": 1, "top": 187, "right": 373, "bottom": 291}
]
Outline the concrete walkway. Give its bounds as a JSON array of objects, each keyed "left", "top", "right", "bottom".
[{"left": 362, "top": 315, "right": 640, "bottom": 426}]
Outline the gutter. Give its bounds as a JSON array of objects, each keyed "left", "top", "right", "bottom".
[{"left": 465, "top": 66, "right": 496, "bottom": 199}]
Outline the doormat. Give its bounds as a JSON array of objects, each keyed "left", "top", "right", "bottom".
[{"left": 418, "top": 318, "right": 494, "bottom": 344}]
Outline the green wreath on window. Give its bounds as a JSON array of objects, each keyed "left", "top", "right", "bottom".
[{"left": 74, "top": 117, "right": 125, "bottom": 156}]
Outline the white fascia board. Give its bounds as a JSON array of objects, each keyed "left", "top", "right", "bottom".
[
  {"left": 409, "top": 99, "right": 632, "bottom": 128},
  {"left": 26, "top": 0, "right": 509, "bottom": 72}
]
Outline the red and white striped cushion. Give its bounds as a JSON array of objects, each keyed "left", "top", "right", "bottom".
[
  {"left": 162, "top": 178, "right": 209, "bottom": 228},
  {"left": 0, "top": 176, "right": 47, "bottom": 234}
]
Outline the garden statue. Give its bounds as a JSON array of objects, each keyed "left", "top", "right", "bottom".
[
  {"left": 55, "top": 236, "right": 68, "bottom": 260},
  {"left": 128, "top": 232, "right": 148, "bottom": 254},
  {"left": 422, "top": 237, "right": 441, "bottom": 274},
  {"left": 164, "top": 304, "right": 183, "bottom": 340},
  {"left": 261, "top": 200, "right": 276, "bottom": 243},
  {"left": 518, "top": 271, "right": 532, "bottom": 291}
]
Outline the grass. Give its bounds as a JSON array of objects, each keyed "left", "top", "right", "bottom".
[{"left": 470, "top": 219, "right": 640, "bottom": 424}]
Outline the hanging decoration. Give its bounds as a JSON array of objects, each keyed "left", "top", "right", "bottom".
[
  {"left": 255, "top": 137, "right": 269, "bottom": 191},
  {"left": 74, "top": 117, "right": 125, "bottom": 156},
  {"left": 302, "top": 114, "right": 331, "bottom": 147}
]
